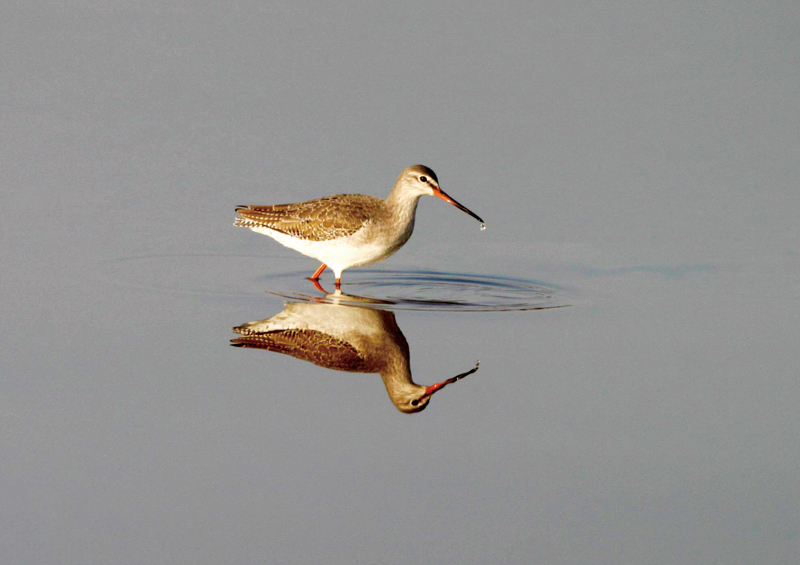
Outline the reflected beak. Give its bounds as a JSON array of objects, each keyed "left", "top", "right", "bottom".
[
  {"left": 433, "top": 187, "right": 484, "bottom": 225},
  {"left": 421, "top": 362, "right": 480, "bottom": 400}
]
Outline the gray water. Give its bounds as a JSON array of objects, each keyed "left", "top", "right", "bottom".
[{"left": 3, "top": 2, "right": 799, "bottom": 564}]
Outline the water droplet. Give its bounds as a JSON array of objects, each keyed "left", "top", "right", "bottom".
[{"left": 480, "top": 223, "right": 487, "bottom": 231}]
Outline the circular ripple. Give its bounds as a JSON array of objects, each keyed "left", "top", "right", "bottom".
[
  {"left": 266, "top": 269, "right": 570, "bottom": 312},
  {"left": 92, "top": 255, "right": 570, "bottom": 312}
]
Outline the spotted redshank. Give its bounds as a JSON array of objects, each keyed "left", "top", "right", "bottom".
[
  {"left": 234, "top": 165, "right": 485, "bottom": 287},
  {"left": 231, "top": 298, "right": 479, "bottom": 413}
]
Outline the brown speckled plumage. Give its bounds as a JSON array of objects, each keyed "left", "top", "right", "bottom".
[{"left": 234, "top": 194, "right": 384, "bottom": 241}]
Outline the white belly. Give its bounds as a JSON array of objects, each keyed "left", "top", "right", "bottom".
[{"left": 249, "top": 225, "right": 412, "bottom": 277}]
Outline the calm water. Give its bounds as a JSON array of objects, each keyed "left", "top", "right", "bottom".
[{"left": 4, "top": 3, "right": 799, "bottom": 564}]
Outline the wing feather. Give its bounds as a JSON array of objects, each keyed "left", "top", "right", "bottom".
[{"left": 234, "top": 194, "right": 382, "bottom": 241}]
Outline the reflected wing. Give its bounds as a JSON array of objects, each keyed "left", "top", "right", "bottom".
[{"left": 231, "top": 328, "right": 373, "bottom": 373}]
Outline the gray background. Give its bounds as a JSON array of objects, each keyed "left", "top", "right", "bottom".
[{"left": 3, "top": 1, "right": 799, "bottom": 564}]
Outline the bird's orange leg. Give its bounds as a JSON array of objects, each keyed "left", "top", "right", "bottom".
[
  {"left": 335, "top": 278, "right": 341, "bottom": 289},
  {"left": 309, "top": 263, "right": 327, "bottom": 281}
]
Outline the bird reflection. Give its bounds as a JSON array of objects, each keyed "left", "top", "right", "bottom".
[{"left": 230, "top": 295, "right": 478, "bottom": 413}]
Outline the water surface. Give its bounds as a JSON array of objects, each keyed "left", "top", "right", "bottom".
[{"left": 3, "top": 3, "right": 799, "bottom": 565}]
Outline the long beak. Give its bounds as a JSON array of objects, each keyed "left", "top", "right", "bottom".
[
  {"left": 433, "top": 187, "right": 484, "bottom": 225},
  {"left": 421, "top": 362, "right": 480, "bottom": 400}
]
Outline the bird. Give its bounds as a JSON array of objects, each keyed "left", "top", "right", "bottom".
[
  {"left": 234, "top": 165, "right": 485, "bottom": 288},
  {"left": 231, "top": 297, "right": 479, "bottom": 413}
]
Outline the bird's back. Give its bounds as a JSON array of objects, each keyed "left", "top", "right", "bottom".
[{"left": 234, "top": 194, "right": 384, "bottom": 241}]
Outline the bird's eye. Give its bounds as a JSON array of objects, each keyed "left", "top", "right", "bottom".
[
  {"left": 411, "top": 399, "right": 419, "bottom": 406},
  {"left": 419, "top": 176, "right": 427, "bottom": 183}
]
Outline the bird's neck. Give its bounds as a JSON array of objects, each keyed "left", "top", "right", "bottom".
[{"left": 385, "top": 186, "right": 422, "bottom": 223}]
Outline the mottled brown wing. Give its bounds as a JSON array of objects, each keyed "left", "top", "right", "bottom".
[
  {"left": 234, "top": 194, "right": 382, "bottom": 241},
  {"left": 230, "top": 328, "right": 373, "bottom": 373}
]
